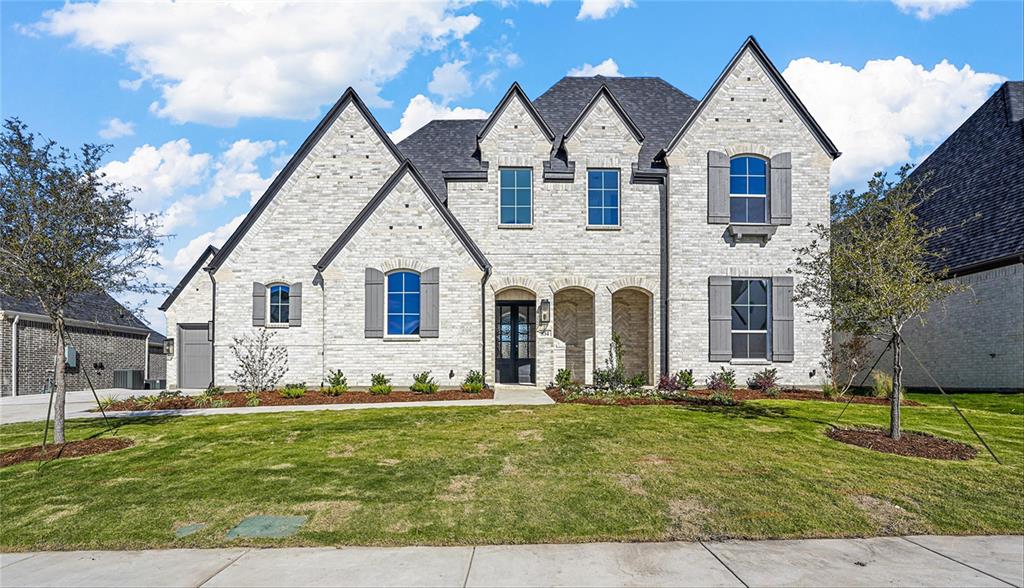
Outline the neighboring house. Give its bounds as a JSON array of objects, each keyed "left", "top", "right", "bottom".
[
  {"left": 876, "top": 81, "right": 1023, "bottom": 392},
  {"left": 161, "top": 37, "right": 840, "bottom": 390},
  {"left": 1, "top": 291, "right": 166, "bottom": 396}
]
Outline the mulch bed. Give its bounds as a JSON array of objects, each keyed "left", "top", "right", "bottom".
[
  {"left": 826, "top": 427, "right": 977, "bottom": 460},
  {"left": 545, "top": 387, "right": 921, "bottom": 407},
  {"left": 0, "top": 437, "right": 134, "bottom": 468},
  {"left": 105, "top": 388, "right": 493, "bottom": 412}
]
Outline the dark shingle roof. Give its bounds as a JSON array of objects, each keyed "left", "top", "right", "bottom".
[
  {"left": 1, "top": 291, "right": 151, "bottom": 331},
  {"left": 397, "top": 119, "right": 485, "bottom": 200},
  {"left": 911, "top": 81, "right": 1024, "bottom": 273},
  {"left": 533, "top": 76, "right": 699, "bottom": 169}
]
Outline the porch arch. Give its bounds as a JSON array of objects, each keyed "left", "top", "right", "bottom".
[{"left": 612, "top": 287, "right": 653, "bottom": 384}]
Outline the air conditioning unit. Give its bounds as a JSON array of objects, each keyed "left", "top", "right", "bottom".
[
  {"left": 113, "top": 369, "right": 145, "bottom": 390},
  {"left": 144, "top": 379, "right": 167, "bottom": 390}
]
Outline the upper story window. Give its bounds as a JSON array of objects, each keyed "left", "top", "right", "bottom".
[
  {"left": 386, "top": 271, "right": 420, "bottom": 336},
  {"left": 269, "top": 284, "right": 290, "bottom": 325},
  {"left": 500, "top": 168, "right": 532, "bottom": 225},
  {"left": 731, "top": 278, "right": 769, "bottom": 359},
  {"left": 587, "top": 169, "right": 620, "bottom": 226},
  {"left": 730, "top": 156, "right": 768, "bottom": 224}
]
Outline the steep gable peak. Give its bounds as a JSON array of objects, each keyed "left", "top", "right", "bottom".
[
  {"left": 477, "top": 82, "right": 555, "bottom": 143},
  {"left": 563, "top": 84, "right": 645, "bottom": 144}
]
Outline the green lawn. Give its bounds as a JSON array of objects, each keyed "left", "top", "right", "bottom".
[{"left": 1, "top": 394, "right": 1021, "bottom": 551}]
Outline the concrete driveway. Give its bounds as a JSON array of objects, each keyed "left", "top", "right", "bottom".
[
  {"left": 1, "top": 535, "right": 1021, "bottom": 587},
  {"left": 0, "top": 388, "right": 204, "bottom": 425}
]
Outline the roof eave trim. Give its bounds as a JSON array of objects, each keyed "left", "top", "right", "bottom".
[
  {"left": 1, "top": 310, "right": 153, "bottom": 336},
  {"left": 664, "top": 36, "right": 841, "bottom": 160},
  {"left": 207, "top": 88, "right": 404, "bottom": 272},
  {"left": 315, "top": 161, "right": 491, "bottom": 273},
  {"left": 477, "top": 82, "right": 556, "bottom": 143},
  {"left": 563, "top": 85, "right": 645, "bottom": 145},
  {"left": 947, "top": 253, "right": 1024, "bottom": 278},
  {"left": 442, "top": 169, "right": 489, "bottom": 182},
  {"left": 158, "top": 245, "right": 219, "bottom": 311}
]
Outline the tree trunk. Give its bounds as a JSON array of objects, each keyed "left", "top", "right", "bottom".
[
  {"left": 53, "top": 320, "right": 67, "bottom": 444},
  {"left": 890, "top": 333, "right": 902, "bottom": 440}
]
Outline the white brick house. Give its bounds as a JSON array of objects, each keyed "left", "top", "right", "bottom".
[{"left": 160, "top": 37, "right": 840, "bottom": 390}]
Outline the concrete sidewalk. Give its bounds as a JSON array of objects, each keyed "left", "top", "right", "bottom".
[
  {"left": 1, "top": 535, "right": 1020, "bottom": 587},
  {"left": 0, "top": 385, "right": 553, "bottom": 425}
]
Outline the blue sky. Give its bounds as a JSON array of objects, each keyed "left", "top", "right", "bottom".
[{"left": 2, "top": 0, "right": 1022, "bottom": 332}]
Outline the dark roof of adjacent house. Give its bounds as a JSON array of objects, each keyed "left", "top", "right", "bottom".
[
  {"left": 911, "top": 81, "right": 1024, "bottom": 274},
  {"left": 0, "top": 291, "right": 153, "bottom": 333}
]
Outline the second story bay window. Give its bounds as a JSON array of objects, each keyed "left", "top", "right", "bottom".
[
  {"left": 500, "top": 168, "right": 532, "bottom": 226},
  {"left": 730, "top": 156, "right": 768, "bottom": 224},
  {"left": 587, "top": 169, "right": 620, "bottom": 227}
]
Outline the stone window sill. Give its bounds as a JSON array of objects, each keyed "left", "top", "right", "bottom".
[
  {"left": 383, "top": 335, "right": 420, "bottom": 342},
  {"left": 728, "top": 224, "right": 777, "bottom": 241},
  {"left": 266, "top": 323, "right": 290, "bottom": 329},
  {"left": 585, "top": 225, "right": 622, "bottom": 231},
  {"left": 730, "top": 358, "right": 771, "bottom": 365},
  {"left": 498, "top": 224, "right": 533, "bottom": 230}
]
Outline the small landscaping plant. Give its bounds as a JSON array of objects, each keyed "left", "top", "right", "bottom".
[
  {"left": 193, "top": 391, "right": 215, "bottom": 408},
  {"left": 158, "top": 389, "right": 181, "bottom": 398},
  {"left": 706, "top": 367, "right": 737, "bottom": 405},
  {"left": 245, "top": 392, "right": 261, "bottom": 407},
  {"left": 461, "top": 370, "right": 485, "bottom": 393},
  {"left": 204, "top": 385, "right": 223, "bottom": 395},
  {"left": 627, "top": 373, "right": 647, "bottom": 388},
  {"left": 871, "top": 370, "right": 904, "bottom": 399},
  {"left": 369, "top": 373, "right": 392, "bottom": 395},
  {"left": 593, "top": 334, "right": 627, "bottom": 390},
  {"left": 279, "top": 383, "right": 307, "bottom": 399},
  {"left": 747, "top": 368, "right": 779, "bottom": 392},
  {"left": 97, "top": 394, "right": 117, "bottom": 411},
  {"left": 677, "top": 369, "right": 694, "bottom": 391},
  {"left": 209, "top": 399, "right": 229, "bottom": 408},
  {"left": 324, "top": 369, "right": 348, "bottom": 396},
  {"left": 821, "top": 380, "right": 838, "bottom": 399},
  {"left": 137, "top": 394, "right": 161, "bottom": 410},
  {"left": 229, "top": 329, "right": 288, "bottom": 393},
  {"left": 555, "top": 368, "right": 573, "bottom": 390},
  {"left": 410, "top": 371, "right": 439, "bottom": 394},
  {"left": 657, "top": 373, "right": 680, "bottom": 394}
]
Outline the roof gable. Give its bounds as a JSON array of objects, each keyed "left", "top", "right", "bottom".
[
  {"left": 477, "top": 82, "right": 555, "bottom": 143},
  {"left": 208, "top": 88, "right": 403, "bottom": 272},
  {"left": 664, "top": 36, "right": 841, "bottom": 160},
  {"left": 158, "top": 245, "right": 218, "bottom": 311},
  {"left": 563, "top": 85, "right": 645, "bottom": 145},
  {"left": 315, "top": 161, "right": 490, "bottom": 272}
]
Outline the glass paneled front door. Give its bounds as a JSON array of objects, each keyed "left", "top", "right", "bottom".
[{"left": 496, "top": 301, "right": 535, "bottom": 384}]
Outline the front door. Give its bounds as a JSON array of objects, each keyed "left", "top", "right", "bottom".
[{"left": 496, "top": 301, "right": 535, "bottom": 384}]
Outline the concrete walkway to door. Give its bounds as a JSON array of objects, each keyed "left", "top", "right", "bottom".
[
  {"left": 1, "top": 535, "right": 1021, "bottom": 587},
  {"left": 0, "top": 384, "right": 553, "bottom": 425}
]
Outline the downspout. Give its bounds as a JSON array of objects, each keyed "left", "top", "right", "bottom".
[
  {"left": 206, "top": 267, "right": 217, "bottom": 388},
  {"left": 11, "top": 314, "right": 19, "bottom": 396},
  {"left": 144, "top": 333, "right": 151, "bottom": 380},
  {"left": 481, "top": 267, "right": 491, "bottom": 382},
  {"left": 660, "top": 174, "right": 669, "bottom": 377},
  {"left": 313, "top": 268, "right": 326, "bottom": 386}
]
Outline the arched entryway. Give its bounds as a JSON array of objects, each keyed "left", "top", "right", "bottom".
[
  {"left": 612, "top": 288, "right": 652, "bottom": 384},
  {"left": 554, "top": 288, "right": 595, "bottom": 383},
  {"left": 495, "top": 288, "right": 536, "bottom": 384}
]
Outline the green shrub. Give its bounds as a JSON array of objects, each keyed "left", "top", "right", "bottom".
[
  {"left": 193, "top": 392, "right": 214, "bottom": 408},
  {"left": 747, "top": 368, "right": 779, "bottom": 391},
  {"left": 97, "top": 394, "right": 117, "bottom": 410},
  {"left": 158, "top": 389, "right": 181, "bottom": 398},
  {"left": 821, "top": 380, "right": 838, "bottom": 399},
  {"left": 204, "top": 385, "right": 223, "bottom": 396},
  {"left": 410, "top": 371, "right": 439, "bottom": 394},
  {"left": 323, "top": 385, "right": 347, "bottom": 397},
  {"left": 555, "top": 368, "right": 573, "bottom": 390},
  {"left": 627, "top": 373, "right": 647, "bottom": 389},
  {"left": 676, "top": 369, "right": 694, "bottom": 391},
  {"left": 871, "top": 370, "right": 904, "bottom": 399},
  {"left": 369, "top": 373, "right": 392, "bottom": 395},
  {"left": 764, "top": 385, "right": 781, "bottom": 398},
  {"left": 209, "top": 399, "right": 230, "bottom": 408},
  {"left": 327, "top": 369, "right": 348, "bottom": 391},
  {"left": 461, "top": 370, "right": 485, "bottom": 393},
  {"left": 245, "top": 392, "right": 261, "bottom": 407},
  {"left": 706, "top": 367, "right": 736, "bottom": 393},
  {"left": 593, "top": 334, "right": 627, "bottom": 389},
  {"left": 280, "top": 383, "right": 307, "bottom": 399},
  {"left": 710, "top": 390, "right": 737, "bottom": 405},
  {"left": 138, "top": 394, "right": 161, "bottom": 409}
]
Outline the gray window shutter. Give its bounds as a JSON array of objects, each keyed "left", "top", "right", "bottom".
[
  {"left": 420, "top": 267, "right": 440, "bottom": 338},
  {"left": 708, "top": 150, "right": 730, "bottom": 224},
  {"left": 772, "top": 276, "right": 794, "bottom": 362},
  {"left": 365, "top": 268, "right": 384, "bottom": 338},
  {"left": 252, "top": 282, "right": 266, "bottom": 327},
  {"left": 289, "top": 282, "right": 302, "bottom": 327},
  {"left": 770, "top": 152, "right": 792, "bottom": 225},
  {"left": 709, "top": 276, "right": 732, "bottom": 361}
]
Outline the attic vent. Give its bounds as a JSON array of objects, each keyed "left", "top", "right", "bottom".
[
  {"left": 350, "top": 134, "right": 354, "bottom": 138},
  {"left": 332, "top": 154, "right": 337, "bottom": 159},
  {"left": 365, "top": 155, "right": 369, "bottom": 159},
  {"left": 746, "top": 118, "right": 751, "bottom": 123},
  {"left": 601, "top": 125, "right": 606, "bottom": 130},
  {"left": 747, "top": 77, "right": 751, "bottom": 81},
  {"left": 779, "top": 119, "right": 783, "bottom": 123},
  {"left": 349, "top": 175, "right": 354, "bottom": 179},
  {"left": 714, "top": 118, "right": 719, "bottom": 122},
  {"left": 730, "top": 97, "right": 734, "bottom": 101},
  {"left": 762, "top": 98, "right": 767, "bottom": 102},
  {"left": 315, "top": 174, "right": 320, "bottom": 179}
]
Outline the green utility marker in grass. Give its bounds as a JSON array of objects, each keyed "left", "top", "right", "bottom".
[
  {"left": 226, "top": 515, "right": 307, "bottom": 539},
  {"left": 174, "top": 523, "right": 206, "bottom": 538}
]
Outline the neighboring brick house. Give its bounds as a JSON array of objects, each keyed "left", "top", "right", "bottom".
[
  {"left": 1, "top": 291, "right": 166, "bottom": 396},
  {"left": 871, "top": 81, "right": 1023, "bottom": 392},
  {"left": 161, "top": 37, "right": 840, "bottom": 390}
]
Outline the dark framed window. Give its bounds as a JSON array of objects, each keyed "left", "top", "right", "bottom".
[
  {"left": 731, "top": 278, "right": 769, "bottom": 359},
  {"left": 587, "top": 169, "right": 620, "bottom": 226},
  {"left": 730, "top": 156, "right": 768, "bottom": 224},
  {"left": 386, "top": 271, "right": 420, "bottom": 336},
  {"left": 500, "top": 168, "right": 532, "bottom": 225},
  {"left": 269, "top": 284, "right": 290, "bottom": 325}
]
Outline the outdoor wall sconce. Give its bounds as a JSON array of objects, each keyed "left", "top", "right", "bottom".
[
  {"left": 539, "top": 298, "right": 551, "bottom": 324},
  {"left": 163, "top": 338, "right": 174, "bottom": 356}
]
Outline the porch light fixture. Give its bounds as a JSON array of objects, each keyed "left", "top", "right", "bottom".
[
  {"left": 539, "top": 298, "right": 551, "bottom": 324},
  {"left": 163, "top": 338, "right": 174, "bottom": 356}
]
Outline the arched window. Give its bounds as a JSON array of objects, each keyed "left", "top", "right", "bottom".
[
  {"left": 269, "top": 284, "right": 290, "bottom": 325},
  {"left": 386, "top": 271, "right": 420, "bottom": 335},
  {"left": 729, "top": 156, "right": 768, "bottom": 224}
]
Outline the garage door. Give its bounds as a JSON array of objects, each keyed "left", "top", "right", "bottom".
[{"left": 178, "top": 324, "right": 211, "bottom": 389}]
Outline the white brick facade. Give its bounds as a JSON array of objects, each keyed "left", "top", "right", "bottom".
[{"left": 163, "top": 41, "right": 839, "bottom": 390}]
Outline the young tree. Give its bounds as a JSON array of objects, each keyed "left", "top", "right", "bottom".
[
  {"left": 0, "top": 118, "right": 162, "bottom": 443},
  {"left": 793, "top": 165, "right": 957, "bottom": 439}
]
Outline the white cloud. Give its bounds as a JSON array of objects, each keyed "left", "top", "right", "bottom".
[
  {"left": 428, "top": 60, "right": 473, "bottom": 103},
  {"left": 98, "top": 117, "right": 135, "bottom": 139},
  {"left": 576, "top": 0, "right": 635, "bottom": 20},
  {"left": 101, "top": 139, "right": 210, "bottom": 212},
  {"left": 783, "top": 56, "right": 1004, "bottom": 187},
  {"left": 567, "top": 58, "right": 622, "bottom": 77},
  {"left": 32, "top": 1, "right": 480, "bottom": 126},
  {"left": 892, "top": 0, "right": 971, "bottom": 20},
  {"left": 169, "top": 213, "right": 246, "bottom": 273},
  {"left": 389, "top": 94, "right": 488, "bottom": 142}
]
